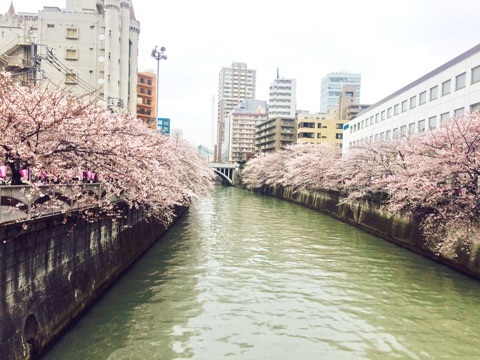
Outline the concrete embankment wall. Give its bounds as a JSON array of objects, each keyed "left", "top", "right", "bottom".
[
  {"left": 254, "top": 185, "right": 480, "bottom": 280},
  {"left": 0, "top": 205, "right": 186, "bottom": 360}
]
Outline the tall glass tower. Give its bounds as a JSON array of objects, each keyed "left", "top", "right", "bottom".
[{"left": 320, "top": 72, "right": 361, "bottom": 113}]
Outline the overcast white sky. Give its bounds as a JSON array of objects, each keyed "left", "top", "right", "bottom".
[{"left": 9, "top": 0, "right": 480, "bottom": 148}]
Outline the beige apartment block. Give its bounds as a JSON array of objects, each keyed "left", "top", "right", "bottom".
[
  {"left": 0, "top": 0, "right": 140, "bottom": 114},
  {"left": 224, "top": 99, "right": 267, "bottom": 162},
  {"left": 296, "top": 113, "right": 346, "bottom": 147}
]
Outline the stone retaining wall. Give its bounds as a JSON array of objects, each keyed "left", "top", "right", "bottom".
[
  {"left": 256, "top": 185, "right": 480, "bottom": 280},
  {"left": 0, "top": 205, "right": 186, "bottom": 359}
]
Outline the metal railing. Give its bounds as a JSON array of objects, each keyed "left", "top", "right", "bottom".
[{"left": 0, "top": 184, "right": 119, "bottom": 225}]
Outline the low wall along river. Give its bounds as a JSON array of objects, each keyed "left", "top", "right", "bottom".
[{"left": 0, "top": 205, "right": 186, "bottom": 360}]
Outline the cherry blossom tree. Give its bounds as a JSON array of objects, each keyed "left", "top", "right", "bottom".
[
  {"left": 242, "top": 113, "right": 480, "bottom": 254},
  {"left": 242, "top": 151, "right": 287, "bottom": 189},
  {"left": 0, "top": 72, "right": 213, "bottom": 225},
  {"left": 373, "top": 113, "right": 480, "bottom": 254},
  {"left": 281, "top": 143, "right": 341, "bottom": 192}
]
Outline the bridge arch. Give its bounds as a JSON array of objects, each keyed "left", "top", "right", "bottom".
[{"left": 208, "top": 163, "right": 238, "bottom": 186}]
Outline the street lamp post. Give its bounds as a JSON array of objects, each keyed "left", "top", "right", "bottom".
[{"left": 151, "top": 46, "right": 167, "bottom": 122}]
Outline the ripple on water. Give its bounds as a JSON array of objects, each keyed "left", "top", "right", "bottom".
[{"left": 42, "top": 187, "right": 480, "bottom": 360}]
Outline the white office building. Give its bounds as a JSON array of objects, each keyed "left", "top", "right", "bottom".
[
  {"left": 268, "top": 74, "right": 296, "bottom": 119},
  {"left": 343, "top": 43, "right": 480, "bottom": 155}
]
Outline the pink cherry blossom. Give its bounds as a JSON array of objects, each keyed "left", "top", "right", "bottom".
[{"left": 0, "top": 72, "right": 214, "bottom": 225}]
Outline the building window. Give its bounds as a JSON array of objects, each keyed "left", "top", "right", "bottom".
[
  {"left": 408, "top": 122, "right": 415, "bottom": 134},
  {"left": 317, "top": 123, "right": 322, "bottom": 128},
  {"left": 66, "top": 27, "right": 79, "bottom": 39},
  {"left": 336, "top": 123, "right": 343, "bottom": 129},
  {"left": 400, "top": 125, "right": 407, "bottom": 137},
  {"left": 47, "top": 24, "right": 55, "bottom": 28},
  {"left": 335, "top": 133, "right": 343, "bottom": 139},
  {"left": 370, "top": 116, "right": 374, "bottom": 125},
  {"left": 380, "top": 132, "right": 385, "bottom": 141},
  {"left": 470, "top": 102, "right": 480, "bottom": 112},
  {"left": 65, "top": 73, "right": 77, "bottom": 84},
  {"left": 381, "top": 110, "right": 386, "bottom": 120},
  {"left": 410, "top": 96, "right": 416, "bottom": 109},
  {"left": 65, "top": 48, "right": 78, "bottom": 60},
  {"left": 454, "top": 108, "right": 464, "bottom": 117},
  {"left": 316, "top": 133, "right": 322, "bottom": 138},
  {"left": 386, "top": 130, "right": 391, "bottom": 140},
  {"left": 419, "top": 91, "right": 426, "bottom": 105},
  {"left": 387, "top": 107, "right": 392, "bottom": 118},
  {"left": 401, "top": 100, "right": 407, "bottom": 112},
  {"left": 418, "top": 119, "right": 426, "bottom": 132},
  {"left": 375, "top": 113, "right": 379, "bottom": 123},
  {"left": 429, "top": 116, "right": 437, "bottom": 130},
  {"left": 393, "top": 128, "right": 399, "bottom": 139},
  {"left": 394, "top": 104, "right": 399, "bottom": 115},
  {"left": 430, "top": 85, "right": 438, "bottom": 101},
  {"left": 472, "top": 66, "right": 480, "bottom": 84},
  {"left": 440, "top": 112, "right": 450, "bottom": 126},
  {"left": 442, "top": 79, "right": 451, "bottom": 96},
  {"left": 456, "top": 72, "right": 466, "bottom": 90}
]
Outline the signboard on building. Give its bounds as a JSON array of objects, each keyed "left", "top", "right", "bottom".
[{"left": 156, "top": 118, "right": 170, "bottom": 134}]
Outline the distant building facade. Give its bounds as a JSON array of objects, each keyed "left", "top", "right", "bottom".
[
  {"left": 296, "top": 112, "right": 346, "bottom": 147},
  {"left": 255, "top": 117, "right": 296, "bottom": 153},
  {"left": 320, "top": 72, "right": 361, "bottom": 113},
  {"left": 343, "top": 43, "right": 480, "bottom": 154},
  {"left": 137, "top": 71, "right": 156, "bottom": 127},
  {"left": 268, "top": 74, "right": 296, "bottom": 119},
  {"left": 222, "top": 99, "right": 268, "bottom": 162},
  {"left": 0, "top": 0, "right": 140, "bottom": 113},
  {"left": 216, "top": 62, "right": 256, "bottom": 162}
]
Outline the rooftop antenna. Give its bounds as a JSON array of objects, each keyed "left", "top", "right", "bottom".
[{"left": 277, "top": 68, "right": 279, "bottom": 79}]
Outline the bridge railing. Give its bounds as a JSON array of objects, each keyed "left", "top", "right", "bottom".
[{"left": 0, "top": 184, "right": 120, "bottom": 225}]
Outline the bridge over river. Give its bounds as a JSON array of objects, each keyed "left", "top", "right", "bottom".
[
  {"left": 42, "top": 185, "right": 480, "bottom": 359},
  {"left": 208, "top": 162, "right": 239, "bottom": 185}
]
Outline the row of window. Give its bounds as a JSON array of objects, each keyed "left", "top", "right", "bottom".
[
  {"left": 348, "top": 103, "right": 480, "bottom": 148},
  {"left": 350, "top": 65, "right": 480, "bottom": 134},
  {"left": 298, "top": 122, "right": 343, "bottom": 129},
  {"left": 139, "top": 78, "right": 153, "bottom": 85},
  {"left": 298, "top": 133, "right": 343, "bottom": 139},
  {"left": 47, "top": 25, "right": 79, "bottom": 39}
]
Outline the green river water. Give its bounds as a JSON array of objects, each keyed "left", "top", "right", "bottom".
[{"left": 42, "top": 186, "right": 480, "bottom": 359}]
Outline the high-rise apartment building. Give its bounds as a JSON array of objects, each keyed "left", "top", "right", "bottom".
[
  {"left": 222, "top": 99, "right": 268, "bottom": 162},
  {"left": 268, "top": 73, "right": 297, "bottom": 119},
  {"left": 320, "top": 72, "right": 361, "bottom": 113},
  {"left": 216, "top": 62, "right": 256, "bottom": 162},
  {"left": 0, "top": 0, "right": 140, "bottom": 113}
]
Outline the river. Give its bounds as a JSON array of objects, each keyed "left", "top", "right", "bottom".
[{"left": 42, "top": 186, "right": 480, "bottom": 359}]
